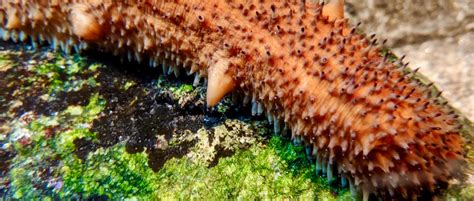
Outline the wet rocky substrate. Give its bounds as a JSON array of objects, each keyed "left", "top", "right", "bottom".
[
  {"left": 0, "top": 40, "right": 265, "bottom": 170},
  {"left": 0, "top": 41, "right": 472, "bottom": 200},
  {"left": 1, "top": 42, "right": 352, "bottom": 200}
]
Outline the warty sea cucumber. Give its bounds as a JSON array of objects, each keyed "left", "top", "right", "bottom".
[{"left": 0, "top": 0, "right": 467, "bottom": 200}]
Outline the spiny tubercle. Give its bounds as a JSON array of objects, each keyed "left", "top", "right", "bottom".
[{"left": 0, "top": 0, "right": 466, "bottom": 199}]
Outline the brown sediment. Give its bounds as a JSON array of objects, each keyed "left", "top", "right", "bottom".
[{"left": 0, "top": 0, "right": 467, "bottom": 199}]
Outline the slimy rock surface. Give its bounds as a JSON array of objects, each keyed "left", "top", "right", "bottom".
[{"left": 1, "top": 43, "right": 347, "bottom": 200}]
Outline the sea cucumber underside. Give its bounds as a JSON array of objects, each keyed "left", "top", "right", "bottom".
[{"left": 0, "top": 0, "right": 467, "bottom": 200}]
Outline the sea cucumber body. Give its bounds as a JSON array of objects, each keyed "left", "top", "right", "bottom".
[{"left": 0, "top": 1, "right": 465, "bottom": 199}]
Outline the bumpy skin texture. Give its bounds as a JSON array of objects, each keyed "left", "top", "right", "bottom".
[{"left": 0, "top": 0, "right": 466, "bottom": 199}]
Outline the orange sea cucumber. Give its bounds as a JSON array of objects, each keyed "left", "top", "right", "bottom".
[{"left": 0, "top": 0, "right": 466, "bottom": 200}]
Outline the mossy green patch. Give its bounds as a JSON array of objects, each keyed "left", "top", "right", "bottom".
[
  {"left": 153, "top": 76, "right": 203, "bottom": 106},
  {"left": 169, "top": 83, "right": 197, "bottom": 104},
  {"left": 33, "top": 53, "right": 102, "bottom": 95},
  {"left": 215, "top": 96, "right": 233, "bottom": 114},
  {"left": 60, "top": 143, "right": 155, "bottom": 199},
  {"left": 7, "top": 94, "right": 105, "bottom": 199},
  {"left": 7, "top": 110, "right": 349, "bottom": 200},
  {"left": 57, "top": 135, "right": 350, "bottom": 200},
  {"left": 170, "top": 84, "right": 193, "bottom": 96},
  {"left": 153, "top": 138, "right": 320, "bottom": 200},
  {"left": 159, "top": 135, "right": 346, "bottom": 200},
  {"left": 63, "top": 93, "right": 105, "bottom": 123}
]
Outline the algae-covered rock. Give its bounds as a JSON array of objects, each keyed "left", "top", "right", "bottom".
[{"left": 0, "top": 43, "right": 350, "bottom": 200}]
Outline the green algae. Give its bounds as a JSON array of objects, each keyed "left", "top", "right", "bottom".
[
  {"left": 60, "top": 143, "right": 155, "bottom": 199},
  {"left": 63, "top": 93, "right": 105, "bottom": 123},
  {"left": 7, "top": 93, "right": 105, "bottom": 199},
  {"left": 7, "top": 112, "right": 349, "bottom": 200},
  {"left": 5, "top": 48, "right": 347, "bottom": 199},
  {"left": 32, "top": 54, "right": 102, "bottom": 95},
  {"left": 152, "top": 135, "right": 345, "bottom": 200},
  {"left": 170, "top": 84, "right": 193, "bottom": 96},
  {"left": 3, "top": 65, "right": 346, "bottom": 199},
  {"left": 215, "top": 96, "right": 233, "bottom": 114},
  {"left": 0, "top": 49, "right": 108, "bottom": 199},
  {"left": 56, "top": 135, "right": 349, "bottom": 200}
]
